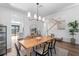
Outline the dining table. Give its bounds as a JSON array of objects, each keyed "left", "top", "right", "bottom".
[{"left": 19, "top": 35, "right": 53, "bottom": 56}]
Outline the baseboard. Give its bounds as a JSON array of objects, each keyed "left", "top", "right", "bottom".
[{"left": 60, "top": 40, "right": 79, "bottom": 46}]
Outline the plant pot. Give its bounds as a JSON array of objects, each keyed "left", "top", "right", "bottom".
[{"left": 71, "top": 38, "right": 75, "bottom": 44}]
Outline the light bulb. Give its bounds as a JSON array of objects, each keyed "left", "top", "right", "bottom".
[
  {"left": 42, "top": 17, "right": 45, "bottom": 21},
  {"left": 34, "top": 14, "right": 37, "bottom": 19},
  {"left": 27, "top": 12, "right": 31, "bottom": 17},
  {"left": 38, "top": 16, "right": 41, "bottom": 20}
]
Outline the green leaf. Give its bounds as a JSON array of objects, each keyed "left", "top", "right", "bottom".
[{"left": 68, "top": 20, "right": 79, "bottom": 35}]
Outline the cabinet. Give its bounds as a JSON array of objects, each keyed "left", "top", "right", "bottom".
[{"left": 0, "top": 25, "right": 7, "bottom": 56}]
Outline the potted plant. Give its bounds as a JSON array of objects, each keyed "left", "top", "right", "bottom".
[{"left": 68, "top": 20, "right": 79, "bottom": 44}]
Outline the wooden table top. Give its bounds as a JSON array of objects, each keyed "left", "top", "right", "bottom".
[{"left": 19, "top": 36, "right": 53, "bottom": 49}]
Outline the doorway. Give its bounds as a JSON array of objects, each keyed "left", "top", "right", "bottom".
[
  {"left": 11, "top": 25, "right": 20, "bottom": 36},
  {"left": 11, "top": 25, "right": 20, "bottom": 48}
]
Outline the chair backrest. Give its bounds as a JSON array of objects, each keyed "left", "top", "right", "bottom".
[
  {"left": 42, "top": 42, "right": 49, "bottom": 54},
  {"left": 51, "top": 38, "right": 56, "bottom": 47},
  {"left": 17, "top": 38, "right": 24, "bottom": 50},
  {"left": 51, "top": 34, "right": 55, "bottom": 38},
  {"left": 18, "top": 38, "right": 24, "bottom": 41},
  {"left": 53, "top": 39, "right": 56, "bottom": 46},
  {"left": 48, "top": 38, "right": 56, "bottom": 48},
  {"left": 15, "top": 43, "right": 20, "bottom": 56}
]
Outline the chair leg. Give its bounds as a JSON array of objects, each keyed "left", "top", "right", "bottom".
[
  {"left": 40, "top": 44, "right": 41, "bottom": 47},
  {"left": 36, "top": 46, "right": 37, "bottom": 49},
  {"left": 50, "top": 49, "right": 52, "bottom": 56},
  {"left": 30, "top": 52, "right": 32, "bottom": 56},
  {"left": 36, "top": 53, "right": 37, "bottom": 56},
  {"left": 48, "top": 49, "right": 49, "bottom": 56},
  {"left": 19, "top": 44, "right": 21, "bottom": 50},
  {"left": 33, "top": 47, "right": 34, "bottom": 51},
  {"left": 54, "top": 47, "right": 56, "bottom": 54}
]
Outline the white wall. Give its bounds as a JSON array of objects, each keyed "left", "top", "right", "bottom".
[
  {"left": 0, "top": 6, "right": 29, "bottom": 49},
  {"left": 30, "top": 20, "right": 43, "bottom": 35},
  {"left": 45, "top": 5, "right": 79, "bottom": 44},
  {"left": 23, "top": 19, "right": 44, "bottom": 36}
]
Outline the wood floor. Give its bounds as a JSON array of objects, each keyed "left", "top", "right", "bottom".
[
  {"left": 56, "top": 41, "right": 79, "bottom": 56},
  {"left": 6, "top": 41, "right": 79, "bottom": 56}
]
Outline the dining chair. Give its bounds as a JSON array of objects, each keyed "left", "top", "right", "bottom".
[
  {"left": 48, "top": 38, "right": 56, "bottom": 56},
  {"left": 17, "top": 38, "right": 24, "bottom": 50},
  {"left": 33, "top": 42, "right": 49, "bottom": 56},
  {"left": 15, "top": 43, "right": 21, "bottom": 56},
  {"left": 15, "top": 43, "right": 27, "bottom": 56}
]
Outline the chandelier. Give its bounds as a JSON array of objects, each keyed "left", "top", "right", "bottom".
[{"left": 27, "top": 3, "right": 45, "bottom": 22}]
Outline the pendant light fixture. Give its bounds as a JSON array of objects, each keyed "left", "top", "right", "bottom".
[{"left": 27, "top": 3, "right": 45, "bottom": 22}]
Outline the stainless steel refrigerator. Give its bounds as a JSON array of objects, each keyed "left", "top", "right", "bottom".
[{"left": 0, "top": 25, "right": 7, "bottom": 56}]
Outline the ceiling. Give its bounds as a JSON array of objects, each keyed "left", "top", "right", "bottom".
[{"left": 0, "top": 3, "right": 74, "bottom": 17}]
